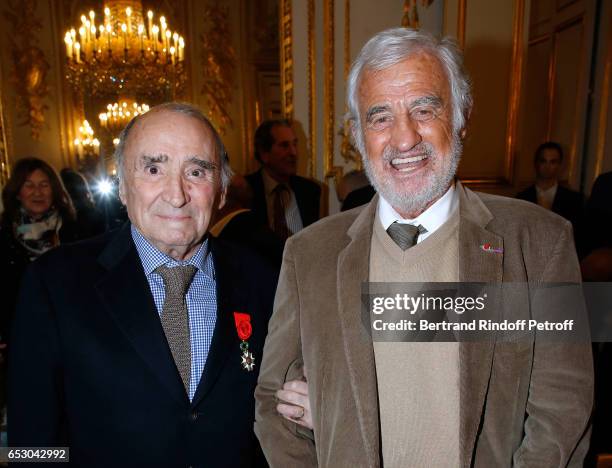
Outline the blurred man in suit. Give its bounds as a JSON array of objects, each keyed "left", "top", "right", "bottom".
[
  {"left": 9, "top": 102, "right": 277, "bottom": 467},
  {"left": 210, "top": 174, "right": 284, "bottom": 267},
  {"left": 517, "top": 141, "right": 583, "bottom": 232},
  {"left": 336, "top": 170, "right": 375, "bottom": 211},
  {"left": 255, "top": 28, "right": 592, "bottom": 467},
  {"left": 246, "top": 120, "right": 321, "bottom": 241}
]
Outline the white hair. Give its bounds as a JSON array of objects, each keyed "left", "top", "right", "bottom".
[{"left": 346, "top": 28, "right": 472, "bottom": 155}]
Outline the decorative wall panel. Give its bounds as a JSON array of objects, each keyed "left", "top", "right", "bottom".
[
  {"left": 549, "top": 18, "right": 584, "bottom": 180},
  {"left": 3, "top": 0, "right": 49, "bottom": 140},
  {"left": 515, "top": 0, "right": 595, "bottom": 189},
  {"left": 200, "top": 3, "right": 236, "bottom": 135},
  {"left": 458, "top": 0, "right": 525, "bottom": 190}
]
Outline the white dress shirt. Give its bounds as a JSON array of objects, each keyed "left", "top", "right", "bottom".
[
  {"left": 536, "top": 183, "right": 557, "bottom": 210},
  {"left": 378, "top": 183, "right": 459, "bottom": 244},
  {"left": 261, "top": 169, "right": 304, "bottom": 235}
]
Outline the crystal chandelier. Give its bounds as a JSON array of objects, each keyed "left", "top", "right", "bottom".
[
  {"left": 99, "top": 99, "right": 150, "bottom": 133},
  {"left": 63, "top": 0, "right": 186, "bottom": 101}
]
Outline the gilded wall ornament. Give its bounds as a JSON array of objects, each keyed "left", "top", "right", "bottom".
[
  {"left": 3, "top": 0, "right": 50, "bottom": 140},
  {"left": 200, "top": 3, "right": 236, "bottom": 135},
  {"left": 338, "top": 0, "right": 361, "bottom": 169},
  {"left": 323, "top": 0, "right": 342, "bottom": 183},
  {"left": 0, "top": 85, "right": 9, "bottom": 185},
  {"left": 401, "top": 0, "right": 435, "bottom": 29},
  {"left": 338, "top": 120, "right": 361, "bottom": 167},
  {"left": 279, "top": 0, "right": 293, "bottom": 120}
]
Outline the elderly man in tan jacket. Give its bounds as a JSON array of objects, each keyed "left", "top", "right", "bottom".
[{"left": 255, "top": 28, "right": 593, "bottom": 468}]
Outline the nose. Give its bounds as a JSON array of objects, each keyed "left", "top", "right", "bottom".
[
  {"left": 390, "top": 114, "right": 422, "bottom": 152},
  {"left": 162, "top": 173, "right": 189, "bottom": 208},
  {"left": 289, "top": 142, "right": 298, "bottom": 157}
]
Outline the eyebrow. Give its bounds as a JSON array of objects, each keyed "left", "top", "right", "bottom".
[
  {"left": 141, "top": 154, "right": 169, "bottom": 164},
  {"left": 410, "top": 95, "right": 443, "bottom": 108},
  {"left": 186, "top": 156, "right": 218, "bottom": 171},
  {"left": 365, "top": 105, "right": 391, "bottom": 123},
  {"left": 139, "top": 154, "right": 218, "bottom": 170}
]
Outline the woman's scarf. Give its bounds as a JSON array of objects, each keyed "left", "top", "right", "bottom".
[{"left": 14, "top": 207, "right": 63, "bottom": 261}]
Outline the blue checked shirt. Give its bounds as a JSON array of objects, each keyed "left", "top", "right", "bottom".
[{"left": 131, "top": 226, "right": 217, "bottom": 401}]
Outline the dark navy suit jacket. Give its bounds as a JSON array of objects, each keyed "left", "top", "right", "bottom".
[
  {"left": 8, "top": 223, "right": 277, "bottom": 467},
  {"left": 516, "top": 184, "right": 583, "bottom": 229}
]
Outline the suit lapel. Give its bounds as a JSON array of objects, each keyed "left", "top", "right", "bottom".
[
  {"left": 456, "top": 183, "right": 502, "bottom": 466},
  {"left": 337, "top": 184, "right": 503, "bottom": 466},
  {"left": 190, "top": 238, "right": 239, "bottom": 407},
  {"left": 552, "top": 185, "right": 566, "bottom": 214},
  {"left": 290, "top": 176, "right": 315, "bottom": 227},
  {"left": 526, "top": 185, "right": 537, "bottom": 203},
  {"left": 250, "top": 171, "right": 269, "bottom": 226},
  {"left": 337, "top": 198, "right": 381, "bottom": 467},
  {"left": 95, "top": 224, "right": 188, "bottom": 406}
]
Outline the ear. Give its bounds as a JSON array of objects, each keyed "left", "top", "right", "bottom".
[
  {"left": 349, "top": 119, "right": 358, "bottom": 142},
  {"left": 118, "top": 177, "right": 126, "bottom": 205},
  {"left": 217, "top": 186, "right": 227, "bottom": 210},
  {"left": 459, "top": 106, "right": 473, "bottom": 140}
]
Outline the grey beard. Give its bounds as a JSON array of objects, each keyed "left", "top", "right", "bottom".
[{"left": 362, "top": 134, "right": 462, "bottom": 216}]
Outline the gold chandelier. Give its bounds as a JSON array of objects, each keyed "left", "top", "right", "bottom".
[
  {"left": 73, "top": 120, "right": 100, "bottom": 159},
  {"left": 99, "top": 99, "right": 150, "bottom": 133},
  {"left": 63, "top": 0, "right": 186, "bottom": 100}
]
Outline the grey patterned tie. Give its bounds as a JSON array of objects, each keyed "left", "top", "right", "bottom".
[
  {"left": 155, "top": 264, "right": 197, "bottom": 394},
  {"left": 386, "top": 222, "right": 427, "bottom": 250}
]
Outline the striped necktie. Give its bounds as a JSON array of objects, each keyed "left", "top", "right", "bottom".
[{"left": 386, "top": 222, "right": 427, "bottom": 250}]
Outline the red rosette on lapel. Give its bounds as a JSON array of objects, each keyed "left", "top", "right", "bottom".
[
  {"left": 233, "top": 312, "right": 255, "bottom": 371},
  {"left": 233, "top": 312, "right": 252, "bottom": 341}
]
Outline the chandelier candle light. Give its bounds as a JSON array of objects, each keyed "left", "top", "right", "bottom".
[
  {"left": 99, "top": 100, "right": 150, "bottom": 132},
  {"left": 63, "top": 1, "right": 186, "bottom": 99},
  {"left": 73, "top": 120, "right": 100, "bottom": 159}
]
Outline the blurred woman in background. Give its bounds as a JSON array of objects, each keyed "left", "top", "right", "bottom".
[{"left": 0, "top": 157, "right": 79, "bottom": 342}]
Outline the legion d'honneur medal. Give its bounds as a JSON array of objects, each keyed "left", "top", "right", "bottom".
[{"left": 233, "top": 312, "right": 255, "bottom": 371}]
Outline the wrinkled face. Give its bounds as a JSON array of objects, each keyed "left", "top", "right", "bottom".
[
  {"left": 261, "top": 125, "right": 298, "bottom": 180},
  {"left": 535, "top": 148, "right": 562, "bottom": 181},
  {"left": 120, "top": 110, "right": 226, "bottom": 260},
  {"left": 358, "top": 52, "right": 461, "bottom": 217},
  {"left": 18, "top": 169, "right": 53, "bottom": 219}
]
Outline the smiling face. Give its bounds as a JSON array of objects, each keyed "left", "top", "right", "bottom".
[
  {"left": 357, "top": 52, "right": 462, "bottom": 218},
  {"left": 119, "top": 110, "right": 226, "bottom": 260},
  {"left": 18, "top": 169, "right": 53, "bottom": 219}
]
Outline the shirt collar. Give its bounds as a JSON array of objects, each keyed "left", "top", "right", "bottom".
[
  {"left": 378, "top": 183, "right": 458, "bottom": 233},
  {"left": 131, "top": 224, "right": 214, "bottom": 279},
  {"left": 262, "top": 168, "right": 286, "bottom": 195},
  {"left": 535, "top": 182, "right": 558, "bottom": 194}
]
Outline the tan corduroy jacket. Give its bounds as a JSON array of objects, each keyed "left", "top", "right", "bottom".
[{"left": 255, "top": 181, "right": 593, "bottom": 468}]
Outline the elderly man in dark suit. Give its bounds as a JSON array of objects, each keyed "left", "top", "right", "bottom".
[
  {"left": 8, "top": 102, "right": 277, "bottom": 467},
  {"left": 246, "top": 120, "right": 321, "bottom": 241},
  {"left": 255, "top": 28, "right": 593, "bottom": 467}
]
